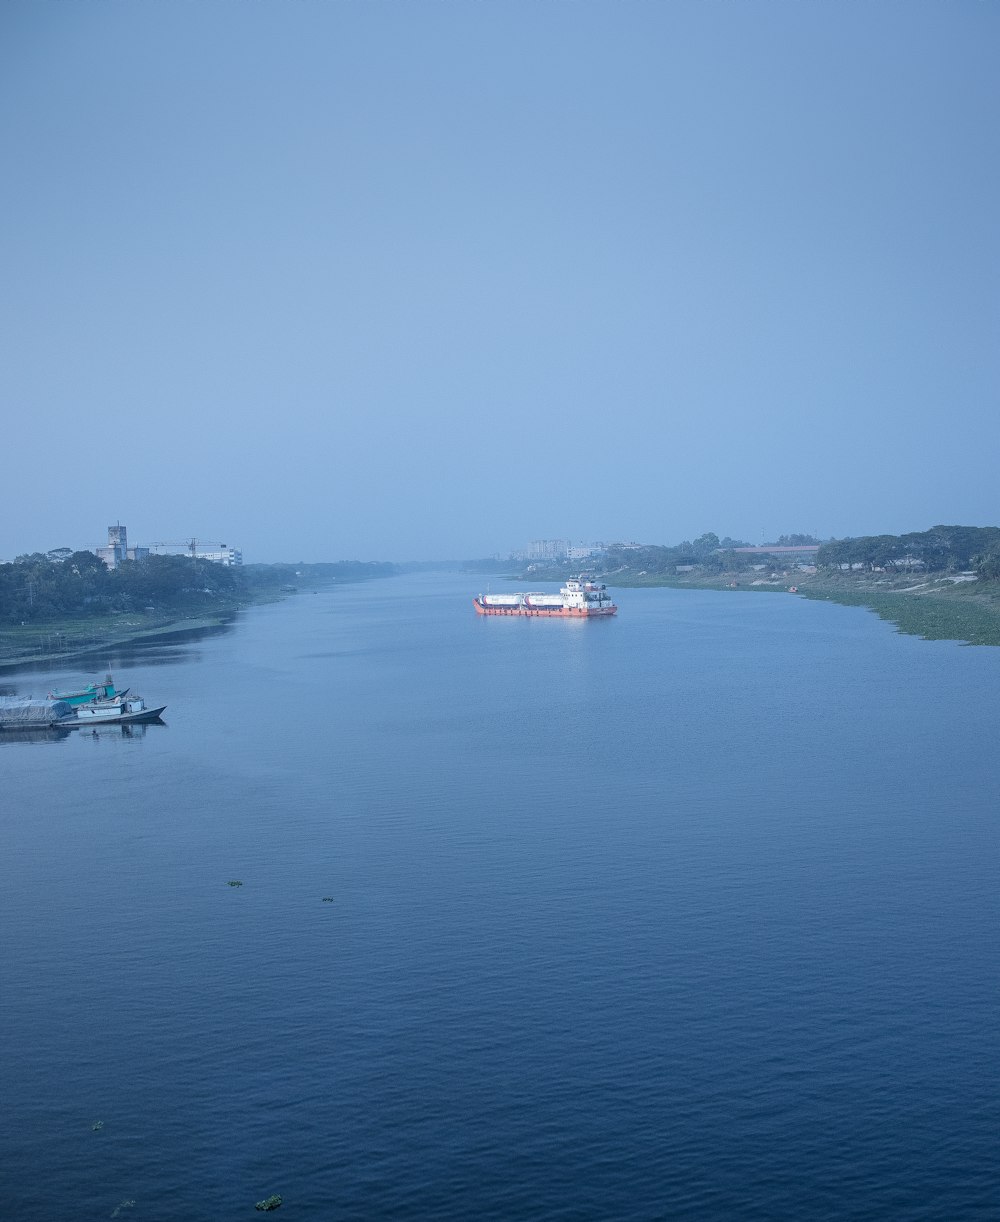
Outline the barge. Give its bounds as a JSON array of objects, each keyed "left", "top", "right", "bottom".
[{"left": 474, "top": 578, "right": 617, "bottom": 618}]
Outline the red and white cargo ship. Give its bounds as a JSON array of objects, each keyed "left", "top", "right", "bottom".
[{"left": 473, "top": 578, "right": 617, "bottom": 618}]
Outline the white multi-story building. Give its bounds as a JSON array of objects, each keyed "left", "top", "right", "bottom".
[
  {"left": 192, "top": 546, "right": 243, "bottom": 566},
  {"left": 524, "top": 539, "right": 609, "bottom": 562},
  {"left": 528, "top": 539, "right": 570, "bottom": 560},
  {"left": 147, "top": 540, "right": 243, "bottom": 566},
  {"left": 566, "top": 542, "right": 606, "bottom": 561}
]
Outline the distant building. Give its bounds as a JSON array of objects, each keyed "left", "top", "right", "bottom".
[
  {"left": 528, "top": 539, "right": 570, "bottom": 560},
  {"left": 94, "top": 525, "right": 241, "bottom": 567},
  {"left": 566, "top": 542, "right": 606, "bottom": 561},
  {"left": 148, "top": 540, "right": 243, "bottom": 566},
  {"left": 727, "top": 544, "right": 821, "bottom": 558},
  {"left": 191, "top": 546, "right": 243, "bottom": 566},
  {"left": 95, "top": 524, "right": 149, "bottom": 569}
]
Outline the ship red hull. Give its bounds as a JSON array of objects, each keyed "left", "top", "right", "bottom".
[{"left": 473, "top": 598, "right": 616, "bottom": 617}]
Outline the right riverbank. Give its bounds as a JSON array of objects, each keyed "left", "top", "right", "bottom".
[
  {"left": 794, "top": 576, "right": 1000, "bottom": 646},
  {"left": 636, "top": 570, "right": 1000, "bottom": 646},
  {"left": 515, "top": 565, "right": 1000, "bottom": 647}
]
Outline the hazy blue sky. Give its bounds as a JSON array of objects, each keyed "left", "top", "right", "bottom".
[{"left": 2, "top": 1, "right": 997, "bottom": 561}]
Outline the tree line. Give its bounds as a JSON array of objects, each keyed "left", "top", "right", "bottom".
[
  {"left": 593, "top": 526, "right": 1000, "bottom": 580},
  {"left": 600, "top": 533, "right": 756, "bottom": 575},
  {"left": 600, "top": 534, "right": 826, "bottom": 575},
  {"left": 0, "top": 552, "right": 398, "bottom": 625},
  {"left": 815, "top": 526, "right": 1000, "bottom": 575}
]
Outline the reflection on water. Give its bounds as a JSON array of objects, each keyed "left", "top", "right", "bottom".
[
  {"left": 0, "top": 720, "right": 165, "bottom": 747},
  {"left": 0, "top": 726, "right": 72, "bottom": 746},
  {"left": 72, "top": 720, "right": 164, "bottom": 741},
  {"left": 66, "top": 619, "right": 238, "bottom": 670},
  {"left": 84, "top": 645, "right": 204, "bottom": 668},
  {"left": 0, "top": 616, "right": 239, "bottom": 677}
]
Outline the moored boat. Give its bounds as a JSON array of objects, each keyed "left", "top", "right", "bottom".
[
  {"left": 49, "top": 674, "right": 127, "bottom": 707},
  {"left": 70, "top": 694, "right": 166, "bottom": 726},
  {"left": 474, "top": 578, "right": 617, "bottom": 618}
]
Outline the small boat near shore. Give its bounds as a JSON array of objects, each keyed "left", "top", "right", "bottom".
[
  {"left": 69, "top": 694, "right": 166, "bottom": 726},
  {"left": 48, "top": 674, "right": 127, "bottom": 707},
  {"left": 1, "top": 679, "right": 166, "bottom": 732}
]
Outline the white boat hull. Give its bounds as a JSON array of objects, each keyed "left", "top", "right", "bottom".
[{"left": 70, "top": 698, "right": 166, "bottom": 726}]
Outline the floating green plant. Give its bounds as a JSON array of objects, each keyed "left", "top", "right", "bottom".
[{"left": 255, "top": 1194, "right": 282, "bottom": 1211}]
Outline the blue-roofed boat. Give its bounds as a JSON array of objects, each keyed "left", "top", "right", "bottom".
[{"left": 48, "top": 674, "right": 127, "bottom": 707}]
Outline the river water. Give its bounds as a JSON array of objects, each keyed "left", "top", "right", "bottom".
[{"left": 2, "top": 573, "right": 998, "bottom": 1221}]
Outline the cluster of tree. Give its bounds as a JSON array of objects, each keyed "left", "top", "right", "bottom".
[
  {"left": 977, "top": 549, "right": 1000, "bottom": 580},
  {"left": 816, "top": 526, "right": 1000, "bottom": 575},
  {"left": 0, "top": 553, "right": 399, "bottom": 625},
  {"left": 602, "top": 533, "right": 753, "bottom": 575},
  {"left": 0, "top": 551, "right": 245, "bottom": 624}
]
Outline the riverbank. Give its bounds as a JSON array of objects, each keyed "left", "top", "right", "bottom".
[
  {"left": 0, "top": 580, "right": 303, "bottom": 669},
  {"left": 516, "top": 565, "right": 1000, "bottom": 646},
  {"left": 0, "top": 607, "right": 252, "bottom": 671},
  {"left": 0, "top": 560, "right": 412, "bottom": 671},
  {"left": 795, "top": 575, "right": 1000, "bottom": 646},
  {"left": 626, "top": 569, "right": 1000, "bottom": 646}
]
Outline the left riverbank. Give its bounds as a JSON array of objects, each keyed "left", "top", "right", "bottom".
[
  {"left": 0, "top": 556, "right": 402, "bottom": 670},
  {"left": 0, "top": 606, "right": 256, "bottom": 671}
]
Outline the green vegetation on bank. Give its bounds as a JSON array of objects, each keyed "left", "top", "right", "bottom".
[
  {"left": 602, "top": 533, "right": 757, "bottom": 576},
  {"left": 0, "top": 551, "right": 397, "bottom": 666},
  {"left": 519, "top": 525, "right": 1000, "bottom": 646},
  {"left": 798, "top": 582, "right": 1000, "bottom": 646},
  {"left": 815, "top": 525, "right": 1000, "bottom": 575}
]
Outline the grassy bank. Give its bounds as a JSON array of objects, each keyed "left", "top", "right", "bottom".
[
  {"left": 663, "top": 571, "right": 1000, "bottom": 646},
  {"left": 0, "top": 607, "right": 247, "bottom": 671},
  {"left": 0, "top": 580, "right": 303, "bottom": 669},
  {"left": 796, "top": 582, "right": 1000, "bottom": 646},
  {"left": 521, "top": 565, "right": 1000, "bottom": 646},
  {"left": 0, "top": 559, "right": 404, "bottom": 671}
]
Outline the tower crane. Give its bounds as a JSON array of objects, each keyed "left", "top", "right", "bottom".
[{"left": 148, "top": 539, "right": 231, "bottom": 559}]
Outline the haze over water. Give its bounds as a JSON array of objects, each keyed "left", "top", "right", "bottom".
[
  {"left": 3, "top": 2, "right": 998, "bottom": 560},
  {"left": 2, "top": 575, "right": 998, "bottom": 1220}
]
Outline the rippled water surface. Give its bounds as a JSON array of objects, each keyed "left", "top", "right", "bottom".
[{"left": 2, "top": 574, "right": 998, "bottom": 1220}]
